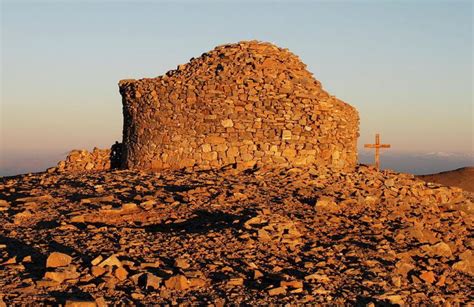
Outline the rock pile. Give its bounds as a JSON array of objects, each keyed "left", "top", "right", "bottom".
[
  {"left": 50, "top": 143, "right": 123, "bottom": 173},
  {"left": 119, "top": 41, "right": 359, "bottom": 171},
  {"left": 243, "top": 212, "right": 304, "bottom": 252},
  {"left": 51, "top": 148, "right": 111, "bottom": 173},
  {"left": 0, "top": 165, "right": 472, "bottom": 304}
]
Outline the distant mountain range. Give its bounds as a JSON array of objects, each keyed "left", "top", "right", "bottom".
[
  {"left": 420, "top": 152, "right": 474, "bottom": 158},
  {"left": 358, "top": 150, "right": 474, "bottom": 175},
  {"left": 1, "top": 150, "right": 473, "bottom": 177}
]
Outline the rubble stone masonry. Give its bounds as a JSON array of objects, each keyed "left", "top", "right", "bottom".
[{"left": 118, "top": 41, "right": 359, "bottom": 170}]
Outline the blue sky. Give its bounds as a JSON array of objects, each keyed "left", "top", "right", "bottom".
[{"left": 1, "top": 0, "right": 472, "bottom": 175}]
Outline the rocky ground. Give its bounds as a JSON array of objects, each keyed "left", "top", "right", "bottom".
[{"left": 0, "top": 165, "right": 472, "bottom": 305}]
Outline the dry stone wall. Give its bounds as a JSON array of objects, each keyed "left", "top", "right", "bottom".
[
  {"left": 119, "top": 41, "right": 359, "bottom": 171},
  {"left": 51, "top": 143, "right": 122, "bottom": 173},
  {"left": 53, "top": 148, "right": 111, "bottom": 173}
]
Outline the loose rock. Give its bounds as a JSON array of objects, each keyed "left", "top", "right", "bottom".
[{"left": 46, "top": 252, "right": 72, "bottom": 268}]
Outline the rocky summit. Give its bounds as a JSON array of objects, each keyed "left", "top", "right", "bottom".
[
  {"left": 1, "top": 41, "right": 472, "bottom": 305},
  {"left": 0, "top": 165, "right": 473, "bottom": 305}
]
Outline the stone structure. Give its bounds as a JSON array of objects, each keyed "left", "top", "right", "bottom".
[
  {"left": 52, "top": 148, "right": 112, "bottom": 173},
  {"left": 119, "top": 41, "right": 359, "bottom": 171},
  {"left": 52, "top": 142, "right": 122, "bottom": 173}
]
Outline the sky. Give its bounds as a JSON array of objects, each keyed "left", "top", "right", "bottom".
[{"left": 1, "top": 0, "right": 473, "bottom": 176}]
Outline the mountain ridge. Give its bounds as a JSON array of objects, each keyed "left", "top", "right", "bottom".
[{"left": 418, "top": 166, "right": 474, "bottom": 193}]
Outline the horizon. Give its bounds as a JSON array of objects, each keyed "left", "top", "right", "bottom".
[
  {"left": 1, "top": 146, "right": 473, "bottom": 177},
  {"left": 1, "top": 1, "right": 473, "bottom": 176}
]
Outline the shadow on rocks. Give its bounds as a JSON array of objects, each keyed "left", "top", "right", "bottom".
[
  {"left": 354, "top": 295, "right": 398, "bottom": 307},
  {"left": 144, "top": 208, "right": 257, "bottom": 234},
  {"left": 0, "top": 235, "right": 47, "bottom": 280}
]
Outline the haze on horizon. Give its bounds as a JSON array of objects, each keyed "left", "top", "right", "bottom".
[{"left": 1, "top": 0, "right": 473, "bottom": 177}]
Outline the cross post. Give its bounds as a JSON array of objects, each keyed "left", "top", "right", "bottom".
[{"left": 364, "top": 133, "right": 391, "bottom": 170}]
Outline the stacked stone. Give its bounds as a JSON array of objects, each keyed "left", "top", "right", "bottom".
[
  {"left": 119, "top": 41, "right": 359, "bottom": 171},
  {"left": 53, "top": 148, "right": 111, "bottom": 173}
]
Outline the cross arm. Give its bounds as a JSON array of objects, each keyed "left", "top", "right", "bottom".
[{"left": 364, "top": 144, "right": 390, "bottom": 148}]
